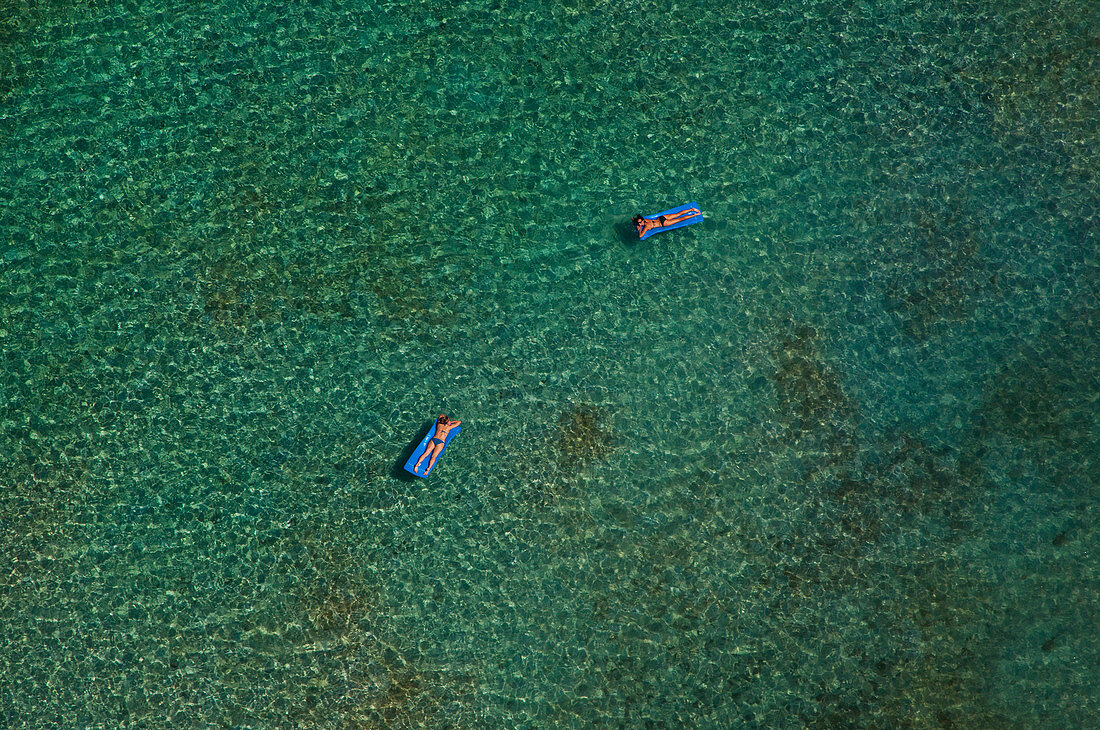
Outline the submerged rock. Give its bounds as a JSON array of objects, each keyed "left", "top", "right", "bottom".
[{"left": 555, "top": 403, "right": 615, "bottom": 470}]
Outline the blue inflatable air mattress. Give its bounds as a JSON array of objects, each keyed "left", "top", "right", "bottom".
[
  {"left": 404, "top": 423, "right": 462, "bottom": 477},
  {"left": 635, "top": 202, "right": 703, "bottom": 240}
]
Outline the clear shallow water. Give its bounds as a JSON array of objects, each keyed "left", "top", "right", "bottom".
[{"left": 1, "top": 0, "right": 1097, "bottom": 726}]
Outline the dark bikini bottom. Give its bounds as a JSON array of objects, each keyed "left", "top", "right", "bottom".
[{"left": 430, "top": 437, "right": 445, "bottom": 446}]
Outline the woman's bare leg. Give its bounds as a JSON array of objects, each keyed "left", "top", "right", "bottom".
[
  {"left": 415, "top": 443, "right": 440, "bottom": 470},
  {"left": 663, "top": 208, "right": 700, "bottom": 224},
  {"left": 648, "top": 208, "right": 700, "bottom": 227}
]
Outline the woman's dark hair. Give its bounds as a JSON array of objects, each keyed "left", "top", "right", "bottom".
[{"left": 438, "top": 414, "right": 448, "bottom": 423}]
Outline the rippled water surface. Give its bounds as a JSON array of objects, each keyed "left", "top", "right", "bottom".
[{"left": 2, "top": 0, "right": 1097, "bottom": 726}]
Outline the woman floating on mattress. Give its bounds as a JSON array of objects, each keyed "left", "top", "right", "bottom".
[
  {"left": 632, "top": 205, "right": 702, "bottom": 238},
  {"left": 414, "top": 414, "right": 461, "bottom": 473}
]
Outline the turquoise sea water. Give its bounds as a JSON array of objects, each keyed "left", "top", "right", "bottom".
[{"left": 2, "top": 0, "right": 1097, "bottom": 726}]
